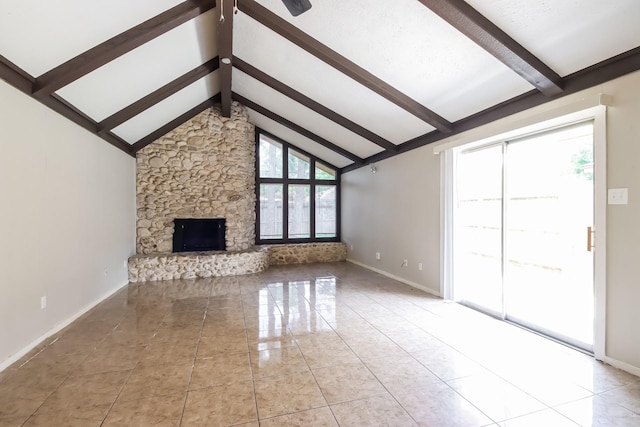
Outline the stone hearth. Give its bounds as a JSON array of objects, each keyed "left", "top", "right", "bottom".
[
  {"left": 128, "top": 243, "right": 348, "bottom": 282},
  {"left": 128, "top": 247, "right": 269, "bottom": 282}
]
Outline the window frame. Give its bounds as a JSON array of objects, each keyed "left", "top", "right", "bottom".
[{"left": 255, "top": 129, "right": 341, "bottom": 244}]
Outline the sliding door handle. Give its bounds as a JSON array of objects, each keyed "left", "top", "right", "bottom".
[{"left": 587, "top": 226, "right": 594, "bottom": 252}]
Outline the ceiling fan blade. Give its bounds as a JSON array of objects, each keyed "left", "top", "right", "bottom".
[{"left": 281, "top": 0, "right": 312, "bottom": 16}]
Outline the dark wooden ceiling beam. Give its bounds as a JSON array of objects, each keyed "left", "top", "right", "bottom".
[
  {"left": 238, "top": 0, "right": 452, "bottom": 133},
  {"left": 0, "top": 56, "right": 133, "bottom": 155},
  {"left": 0, "top": 54, "right": 34, "bottom": 94},
  {"left": 233, "top": 92, "right": 364, "bottom": 164},
  {"left": 233, "top": 56, "right": 398, "bottom": 152},
  {"left": 418, "top": 0, "right": 563, "bottom": 96},
  {"left": 33, "top": 0, "right": 216, "bottom": 97},
  {"left": 98, "top": 57, "right": 220, "bottom": 133},
  {"left": 98, "top": 131, "right": 136, "bottom": 154},
  {"left": 130, "top": 94, "right": 221, "bottom": 153},
  {"left": 342, "top": 46, "right": 640, "bottom": 173},
  {"left": 217, "top": 0, "right": 234, "bottom": 117},
  {"left": 42, "top": 95, "right": 133, "bottom": 153}
]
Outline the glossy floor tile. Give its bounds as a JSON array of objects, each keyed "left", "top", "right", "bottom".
[
  {"left": 259, "top": 407, "right": 338, "bottom": 427},
  {"left": 0, "top": 261, "right": 638, "bottom": 426}
]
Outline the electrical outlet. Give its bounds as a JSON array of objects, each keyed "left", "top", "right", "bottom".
[
  {"left": 350, "top": 244, "right": 354, "bottom": 251},
  {"left": 40, "top": 296, "right": 47, "bottom": 309},
  {"left": 402, "top": 259, "right": 408, "bottom": 267},
  {"left": 104, "top": 268, "right": 109, "bottom": 277},
  {"left": 418, "top": 262, "right": 423, "bottom": 271},
  {"left": 375, "top": 252, "right": 381, "bottom": 260}
]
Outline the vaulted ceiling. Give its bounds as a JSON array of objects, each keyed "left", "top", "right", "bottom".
[{"left": 1, "top": 0, "right": 640, "bottom": 172}]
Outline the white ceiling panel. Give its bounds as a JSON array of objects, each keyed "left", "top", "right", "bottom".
[
  {"left": 0, "top": 0, "right": 183, "bottom": 76},
  {"left": 56, "top": 9, "right": 218, "bottom": 122},
  {"left": 112, "top": 71, "right": 220, "bottom": 144},
  {"left": 1, "top": 0, "right": 639, "bottom": 166},
  {"left": 467, "top": 0, "right": 640, "bottom": 76},
  {"left": 234, "top": 12, "right": 436, "bottom": 144},
  {"left": 252, "top": 0, "right": 534, "bottom": 121},
  {"left": 234, "top": 69, "right": 384, "bottom": 159},
  {"left": 247, "top": 109, "right": 354, "bottom": 169}
]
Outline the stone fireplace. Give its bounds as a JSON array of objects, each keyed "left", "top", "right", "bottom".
[
  {"left": 128, "top": 102, "right": 347, "bottom": 282},
  {"left": 135, "top": 102, "right": 255, "bottom": 255}
]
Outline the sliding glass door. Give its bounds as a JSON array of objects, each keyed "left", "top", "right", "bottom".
[
  {"left": 504, "top": 124, "right": 594, "bottom": 349},
  {"left": 454, "top": 144, "right": 504, "bottom": 317},
  {"left": 453, "top": 122, "right": 595, "bottom": 351}
]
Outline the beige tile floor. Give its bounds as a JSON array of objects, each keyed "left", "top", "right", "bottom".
[{"left": 0, "top": 262, "right": 639, "bottom": 426}]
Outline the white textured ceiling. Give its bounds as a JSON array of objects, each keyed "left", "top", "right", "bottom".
[
  {"left": 252, "top": 0, "right": 534, "bottom": 121},
  {"left": 112, "top": 72, "right": 221, "bottom": 142},
  {"left": 466, "top": 0, "right": 640, "bottom": 76},
  {"left": 1, "top": 0, "right": 639, "bottom": 167},
  {"left": 57, "top": 9, "right": 218, "bottom": 122},
  {"left": 0, "top": 0, "right": 183, "bottom": 76},
  {"left": 233, "top": 11, "right": 437, "bottom": 144},
  {"left": 233, "top": 69, "right": 384, "bottom": 158}
]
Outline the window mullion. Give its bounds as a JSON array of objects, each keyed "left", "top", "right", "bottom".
[
  {"left": 254, "top": 134, "right": 261, "bottom": 242},
  {"left": 283, "top": 146, "right": 289, "bottom": 241},
  {"left": 336, "top": 169, "right": 341, "bottom": 241},
  {"left": 310, "top": 159, "right": 316, "bottom": 239}
]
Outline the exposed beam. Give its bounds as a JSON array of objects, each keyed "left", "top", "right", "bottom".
[
  {"left": 233, "top": 92, "right": 364, "bottom": 164},
  {"left": 0, "top": 56, "right": 133, "bottom": 155},
  {"left": 0, "top": 54, "right": 34, "bottom": 94},
  {"left": 238, "top": 0, "right": 452, "bottom": 132},
  {"left": 130, "top": 95, "right": 221, "bottom": 153},
  {"left": 33, "top": 0, "right": 216, "bottom": 97},
  {"left": 217, "top": 0, "right": 234, "bottom": 117},
  {"left": 41, "top": 95, "right": 133, "bottom": 153},
  {"left": 418, "top": 0, "right": 563, "bottom": 96},
  {"left": 342, "top": 46, "right": 640, "bottom": 173},
  {"left": 98, "top": 57, "right": 220, "bottom": 133},
  {"left": 100, "top": 131, "right": 137, "bottom": 154},
  {"left": 233, "top": 56, "right": 398, "bottom": 152}
]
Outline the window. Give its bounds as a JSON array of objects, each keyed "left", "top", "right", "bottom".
[
  {"left": 288, "top": 149, "right": 310, "bottom": 179},
  {"left": 256, "top": 132, "right": 339, "bottom": 243}
]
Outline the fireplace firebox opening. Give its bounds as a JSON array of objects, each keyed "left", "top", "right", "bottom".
[{"left": 173, "top": 218, "right": 226, "bottom": 253}]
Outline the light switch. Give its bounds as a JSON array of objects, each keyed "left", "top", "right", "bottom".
[{"left": 608, "top": 188, "right": 628, "bottom": 205}]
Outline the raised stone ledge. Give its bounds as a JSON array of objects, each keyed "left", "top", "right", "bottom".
[
  {"left": 265, "top": 242, "right": 347, "bottom": 265},
  {"left": 128, "top": 242, "right": 347, "bottom": 283},
  {"left": 128, "top": 248, "right": 269, "bottom": 283}
]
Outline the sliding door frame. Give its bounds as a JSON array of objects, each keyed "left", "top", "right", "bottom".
[{"left": 441, "top": 106, "right": 607, "bottom": 360}]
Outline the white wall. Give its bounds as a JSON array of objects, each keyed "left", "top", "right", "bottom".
[
  {"left": 342, "top": 69, "right": 640, "bottom": 372},
  {"left": 342, "top": 147, "right": 441, "bottom": 294},
  {"left": 601, "top": 71, "right": 640, "bottom": 370},
  {"left": 0, "top": 81, "right": 136, "bottom": 366}
]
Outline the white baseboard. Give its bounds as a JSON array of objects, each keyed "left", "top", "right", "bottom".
[
  {"left": 0, "top": 280, "right": 129, "bottom": 373},
  {"left": 346, "top": 259, "right": 441, "bottom": 298},
  {"left": 600, "top": 355, "right": 640, "bottom": 377}
]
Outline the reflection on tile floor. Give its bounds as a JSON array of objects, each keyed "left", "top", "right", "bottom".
[{"left": 1, "top": 262, "right": 639, "bottom": 426}]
